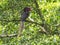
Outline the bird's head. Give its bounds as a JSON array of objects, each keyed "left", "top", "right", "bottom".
[{"left": 24, "top": 7, "right": 31, "bottom": 12}]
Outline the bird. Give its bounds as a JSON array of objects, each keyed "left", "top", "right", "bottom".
[{"left": 18, "top": 7, "right": 31, "bottom": 37}]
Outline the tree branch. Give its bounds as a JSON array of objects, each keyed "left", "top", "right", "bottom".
[
  {"left": 33, "top": 0, "right": 50, "bottom": 33},
  {"left": 0, "top": 31, "right": 60, "bottom": 38},
  {"left": 0, "top": 34, "right": 17, "bottom": 38},
  {"left": 0, "top": 19, "right": 42, "bottom": 26},
  {"left": 33, "top": 0, "right": 44, "bottom": 21}
]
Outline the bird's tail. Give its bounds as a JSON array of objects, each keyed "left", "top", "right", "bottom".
[{"left": 18, "top": 21, "right": 24, "bottom": 37}]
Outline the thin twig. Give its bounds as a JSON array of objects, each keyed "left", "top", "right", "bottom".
[{"left": 0, "top": 34, "right": 17, "bottom": 38}]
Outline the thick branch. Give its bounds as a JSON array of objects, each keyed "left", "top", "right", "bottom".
[
  {"left": 34, "top": 0, "right": 45, "bottom": 21},
  {"left": 33, "top": 0, "right": 48, "bottom": 32}
]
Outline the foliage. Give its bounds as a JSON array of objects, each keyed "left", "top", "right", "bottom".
[{"left": 0, "top": 0, "right": 60, "bottom": 45}]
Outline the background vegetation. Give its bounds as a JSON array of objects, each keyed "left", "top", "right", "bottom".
[{"left": 0, "top": 0, "right": 60, "bottom": 45}]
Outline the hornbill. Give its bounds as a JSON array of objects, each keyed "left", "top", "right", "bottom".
[{"left": 18, "top": 7, "right": 31, "bottom": 37}]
